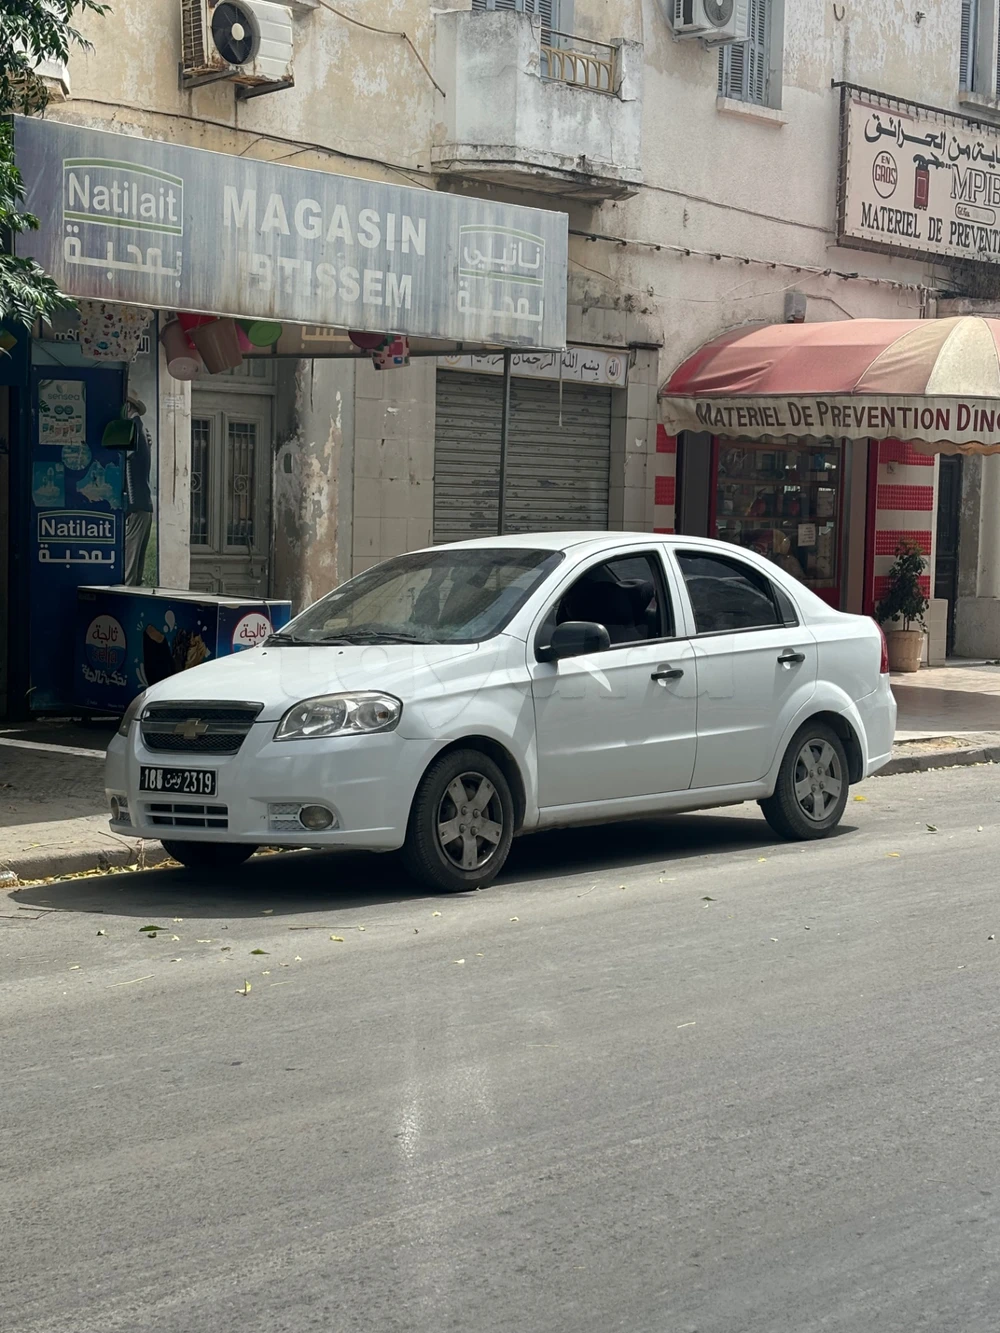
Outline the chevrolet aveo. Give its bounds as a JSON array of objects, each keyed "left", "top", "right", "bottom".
[{"left": 106, "top": 533, "right": 897, "bottom": 893}]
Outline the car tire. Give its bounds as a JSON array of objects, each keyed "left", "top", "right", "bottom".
[
  {"left": 759, "top": 721, "right": 850, "bottom": 841},
  {"left": 404, "top": 748, "right": 515, "bottom": 893},
  {"left": 161, "top": 841, "right": 258, "bottom": 871}
]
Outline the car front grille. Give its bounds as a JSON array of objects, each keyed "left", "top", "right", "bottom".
[
  {"left": 140, "top": 702, "right": 263, "bottom": 755},
  {"left": 144, "top": 802, "right": 229, "bottom": 830}
]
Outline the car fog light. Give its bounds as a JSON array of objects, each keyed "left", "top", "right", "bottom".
[{"left": 300, "top": 804, "right": 335, "bottom": 831}]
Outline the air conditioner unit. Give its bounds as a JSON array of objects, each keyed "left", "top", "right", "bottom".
[
  {"left": 181, "top": 0, "right": 294, "bottom": 96},
  {"left": 666, "top": 0, "right": 750, "bottom": 45}
]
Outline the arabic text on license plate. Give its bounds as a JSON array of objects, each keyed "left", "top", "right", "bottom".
[{"left": 140, "top": 767, "right": 217, "bottom": 797}]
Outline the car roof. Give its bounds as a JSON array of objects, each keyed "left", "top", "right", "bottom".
[{"left": 427, "top": 532, "right": 747, "bottom": 554}]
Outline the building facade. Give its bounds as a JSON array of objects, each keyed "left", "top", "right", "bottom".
[{"left": 5, "top": 0, "right": 1000, "bottom": 715}]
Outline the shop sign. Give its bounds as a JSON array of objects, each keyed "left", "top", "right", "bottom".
[
  {"left": 13, "top": 117, "right": 568, "bottom": 350},
  {"left": 662, "top": 393, "right": 1000, "bottom": 448},
  {"left": 438, "top": 346, "right": 627, "bottom": 387},
  {"left": 840, "top": 92, "right": 1000, "bottom": 265}
]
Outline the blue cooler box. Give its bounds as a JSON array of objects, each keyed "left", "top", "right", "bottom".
[{"left": 76, "top": 585, "right": 292, "bottom": 713}]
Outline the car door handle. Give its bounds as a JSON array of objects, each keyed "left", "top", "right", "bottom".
[
  {"left": 777, "top": 650, "right": 806, "bottom": 666},
  {"left": 651, "top": 666, "right": 685, "bottom": 682}
]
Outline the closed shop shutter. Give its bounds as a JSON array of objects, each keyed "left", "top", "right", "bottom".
[
  {"left": 433, "top": 372, "right": 505, "bottom": 544},
  {"left": 505, "top": 378, "right": 611, "bottom": 533},
  {"left": 433, "top": 371, "right": 612, "bottom": 542}
]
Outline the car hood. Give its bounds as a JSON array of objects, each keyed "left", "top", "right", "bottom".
[{"left": 139, "top": 640, "right": 491, "bottom": 722}]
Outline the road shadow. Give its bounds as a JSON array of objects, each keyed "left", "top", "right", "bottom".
[{"left": 12, "top": 807, "right": 859, "bottom": 920}]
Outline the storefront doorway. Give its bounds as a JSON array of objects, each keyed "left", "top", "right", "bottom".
[
  {"left": 935, "top": 454, "right": 963, "bottom": 656},
  {"left": 689, "top": 437, "right": 845, "bottom": 607},
  {"left": 189, "top": 369, "right": 275, "bottom": 598}
]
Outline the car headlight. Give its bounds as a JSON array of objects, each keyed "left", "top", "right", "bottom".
[
  {"left": 117, "top": 691, "right": 147, "bottom": 737},
  {"left": 274, "top": 692, "right": 402, "bottom": 741}
]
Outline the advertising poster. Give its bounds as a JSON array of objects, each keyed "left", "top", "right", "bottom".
[
  {"left": 38, "top": 378, "right": 86, "bottom": 444},
  {"left": 30, "top": 366, "right": 125, "bottom": 710}
]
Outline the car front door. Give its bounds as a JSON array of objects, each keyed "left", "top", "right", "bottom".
[
  {"left": 529, "top": 550, "right": 697, "bottom": 811},
  {"left": 672, "top": 549, "right": 818, "bottom": 790}
]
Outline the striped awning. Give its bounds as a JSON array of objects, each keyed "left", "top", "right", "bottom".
[{"left": 660, "top": 317, "right": 1000, "bottom": 454}]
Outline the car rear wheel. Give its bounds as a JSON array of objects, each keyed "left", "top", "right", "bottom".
[
  {"left": 161, "top": 841, "right": 258, "bottom": 871},
  {"left": 759, "top": 722, "right": 849, "bottom": 841},
  {"left": 404, "top": 749, "right": 514, "bottom": 893}
]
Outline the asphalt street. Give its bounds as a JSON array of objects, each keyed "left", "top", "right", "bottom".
[{"left": 4, "top": 764, "right": 1000, "bottom": 1333}]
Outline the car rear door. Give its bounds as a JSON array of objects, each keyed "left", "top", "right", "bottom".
[{"left": 671, "top": 549, "right": 818, "bottom": 789}]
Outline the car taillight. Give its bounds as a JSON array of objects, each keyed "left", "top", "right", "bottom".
[{"left": 876, "top": 622, "right": 889, "bottom": 674}]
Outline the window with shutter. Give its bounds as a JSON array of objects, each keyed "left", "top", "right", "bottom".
[
  {"left": 960, "top": 0, "right": 977, "bottom": 90},
  {"left": 718, "top": 0, "right": 770, "bottom": 105},
  {"left": 471, "top": 0, "right": 557, "bottom": 46}
]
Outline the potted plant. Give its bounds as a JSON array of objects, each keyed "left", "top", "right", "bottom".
[{"left": 876, "top": 540, "right": 930, "bottom": 673}]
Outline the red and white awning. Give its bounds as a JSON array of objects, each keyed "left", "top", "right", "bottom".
[{"left": 660, "top": 317, "right": 1000, "bottom": 454}]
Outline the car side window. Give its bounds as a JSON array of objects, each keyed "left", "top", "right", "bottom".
[
  {"left": 676, "top": 551, "right": 786, "bottom": 634},
  {"left": 540, "top": 553, "right": 673, "bottom": 649}
]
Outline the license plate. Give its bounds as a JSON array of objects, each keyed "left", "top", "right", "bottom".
[{"left": 139, "top": 766, "right": 217, "bottom": 797}]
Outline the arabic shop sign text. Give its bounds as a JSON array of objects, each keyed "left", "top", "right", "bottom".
[
  {"left": 14, "top": 117, "right": 568, "bottom": 349},
  {"left": 842, "top": 95, "right": 1000, "bottom": 264}
]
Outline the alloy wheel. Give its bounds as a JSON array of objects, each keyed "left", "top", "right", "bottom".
[
  {"left": 436, "top": 771, "right": 505, "bottom": 871},
  {"left": 793, "top": 739, "right": 844, "bottom": 823}
]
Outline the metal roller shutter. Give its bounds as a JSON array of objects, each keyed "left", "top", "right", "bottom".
[
  {"left": 433, "top": 371, "right": 612, "bottom": 542},
  {"left": 433, "top": 372, "right": 504, "bottom": 544},
  {"left": 505, "top": 379, "right": 611, "bottom": 533}
]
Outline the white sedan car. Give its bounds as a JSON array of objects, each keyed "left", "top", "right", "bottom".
[{"left": 106, "top": 533, "right": 896, "bottom": 892}]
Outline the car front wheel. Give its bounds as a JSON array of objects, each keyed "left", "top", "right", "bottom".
[
  {"left": 404, "top": 749, "right": 515, "bottom": 893},
  {"left": 759, "top": 722, "right": 850, "bottom": 841},
  {"left": 161, "top": 841, "right": 258, "bottom": 871}
]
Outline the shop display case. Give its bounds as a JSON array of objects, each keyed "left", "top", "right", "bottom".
[{"left": 713, "top": 441, "right": 842, "bottom": 597}]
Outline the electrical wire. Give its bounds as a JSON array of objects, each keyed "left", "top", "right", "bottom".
[
  {"left": 313, "top": 0, "right": 445, "bottom": 98},
  {"left": 569, "top": 227, "right": 939, "bottom": 295}
]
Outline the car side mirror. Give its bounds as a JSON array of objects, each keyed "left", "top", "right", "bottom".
[{"left": 537, "top": 620, "right": 611, "bottom": 663}]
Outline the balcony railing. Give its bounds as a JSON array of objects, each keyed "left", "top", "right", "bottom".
[{"left": 541, "top": 30, "right": 618, "bottom": 95}]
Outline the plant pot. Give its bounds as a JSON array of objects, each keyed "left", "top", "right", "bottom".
[
  {"left": 884, "top": 628, "right": 924, "bottom": 673},
  {"left": 159, "top": 320, "right": 202, "bottom": 380}
]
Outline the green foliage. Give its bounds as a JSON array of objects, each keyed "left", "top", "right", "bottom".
[
  {"left": 875, "top": 540, "right": 929, "bottom": 631},
  {"left": 0, "top": 1, "right": 109, "bottom": 326}
]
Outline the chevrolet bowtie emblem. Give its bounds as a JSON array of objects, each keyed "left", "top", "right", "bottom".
[{"left": 175, "top": 718, "right": 209, "bottom": 740}]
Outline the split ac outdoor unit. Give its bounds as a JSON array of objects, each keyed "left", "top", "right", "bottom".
[
  {"left": 181, "top": 0, "right": 294, "bottom": 96},
  {"left": 666, "top": 0, "right": 750, "bottom": 45}
]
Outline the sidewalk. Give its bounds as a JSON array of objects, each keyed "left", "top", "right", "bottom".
[{"left": 2, "top": 666, "right": 999, "bottom": 883}]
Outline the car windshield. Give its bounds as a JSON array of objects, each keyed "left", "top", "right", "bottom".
[{"left": 274, "top": 547, "right": 565, "bottom": 645}]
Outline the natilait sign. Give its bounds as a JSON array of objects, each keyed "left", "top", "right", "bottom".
[
  {"left": 840, "top": 91, "right": 1000, "bottom": 266},
  {"left": 13, "top": 117, "right": 568, "bottom": 349}
]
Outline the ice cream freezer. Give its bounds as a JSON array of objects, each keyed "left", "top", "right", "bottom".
[{"left": 76, "top": 586, "right": 292, "bottom": 714}]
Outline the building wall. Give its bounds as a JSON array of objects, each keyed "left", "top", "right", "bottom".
[{"left": 45, "top": 1, "right": 987, "bottom": 605}]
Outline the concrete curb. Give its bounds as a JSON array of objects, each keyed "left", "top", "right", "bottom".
[
  {"left": 878, "top": 745, "right": 1000, "bottom": 777},
  {"left": 3, "top": 842, "right": 171, "bottom": 885}
]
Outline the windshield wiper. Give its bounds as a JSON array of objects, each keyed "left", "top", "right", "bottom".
[
  {"left": 265, "top": 632, "right": 314, "bottom": 647},
  {"left": 316, "top": 629, "right": 437, "bottom": 645}
]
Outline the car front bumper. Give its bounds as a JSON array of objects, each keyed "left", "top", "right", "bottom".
[{"left": 105, "top": 723, "right": 436, "bottom": 851}]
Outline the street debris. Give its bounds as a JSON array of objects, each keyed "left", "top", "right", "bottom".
[
  {"left": 677, "top": 1022, "right": 696, "bottom": 1030},
  {"left": 329, "top": 935, "right": 344, "bottom": 942},
  {"left": 926, "top": 825, "right": 938, "bottom": 832},
  {"left": 453, "top": 959, "right": 465, "bottom": 965},
  {"left": 250, "top": 948, "right": 268, "bottom": 955},
  {"left": 139, "top": 924, "right": 167, "bottom": 935},
  {"left": 108, "top": 975, "right": 154, "bottom": 988},
  {"left": 236, "top": 979, "right": 252, "bottom": 996}
]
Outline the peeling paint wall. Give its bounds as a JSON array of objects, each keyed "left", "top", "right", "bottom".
[{"left": 273, "top": 359, "right": 355, "bottom": 611}]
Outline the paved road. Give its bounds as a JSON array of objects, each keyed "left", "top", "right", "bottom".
[{"left": 4, "top": 765, "right": 1000, "bottom": 1333}]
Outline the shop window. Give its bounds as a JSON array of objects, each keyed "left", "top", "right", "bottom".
[
  {"left": 960, "top": 0, "right": 1000, "bottom": 97},
  {"left": 718, "top": 0, "right": 781, "bottom": 108},
  {"left": 676, "top": 551, "right": 786, "bottom": 634},
  {"left": 712, "top": 441, "right": 842, "bottom": 600},
  {"left": 540, "top": 553, "right": 671, "bottom": 648}
]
